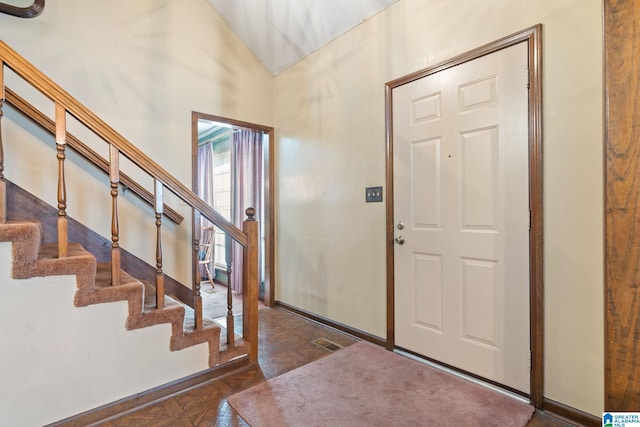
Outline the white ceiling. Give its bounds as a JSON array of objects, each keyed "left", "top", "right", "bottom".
[{"left": 207, "top": 0, "right": 399, "bottom": 75}]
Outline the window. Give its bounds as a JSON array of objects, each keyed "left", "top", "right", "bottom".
[{"left": 212, "top": 142, "right": 231, "bottom": 266}]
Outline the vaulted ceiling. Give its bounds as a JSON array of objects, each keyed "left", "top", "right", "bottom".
[{"left": 206, "top": 0, "right": 399, "bottom": 75}]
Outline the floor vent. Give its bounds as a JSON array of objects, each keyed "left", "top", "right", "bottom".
[{"left": 311, "top": 338, "right": 343, "bottom": 352}]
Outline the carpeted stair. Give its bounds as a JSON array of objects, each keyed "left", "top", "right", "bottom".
[{"left": 0, "top": 219, "right": 235, "bottom": 367}]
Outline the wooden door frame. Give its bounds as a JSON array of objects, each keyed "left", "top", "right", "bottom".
[
  {"left": 384, "top": 25, "right": 543, "bottom": 406},
  {"left": 191, "top": 112, "right": 276, "bottom": 307}
]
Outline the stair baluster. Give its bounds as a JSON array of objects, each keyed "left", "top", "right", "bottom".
[
  {"left": 154, "top": 179, "right": 165, "bottom": 308},
  {"left": 192, "top": 226, "right": 204, "bottom": 330},
  {"left": 191, "top": 212, "right": 203, "bottom": 330},
  {"left": 109, "top": 144, "right": 121, "bottom": 285},
  {"left": 0, "top": 63, "right": 5, "bottom": 224},
  {"left": 194, "top": 277, "right": 203, "bottom": 329},
  {"left": 226, "top": 259, "right": 234, "bottom": 345},
  {"left": 55, "top": 103, "right": 68, "bottom": 257},
  {"left": 193, "top": 211, "right": 202, "bottom": 287}
]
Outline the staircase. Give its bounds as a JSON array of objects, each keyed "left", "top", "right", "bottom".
[
  {"left": 0, "top": 219, "right": 236, "bottom": 366},
  {"left": 0, "top": 40, "right": 259, "bottom": 425}
]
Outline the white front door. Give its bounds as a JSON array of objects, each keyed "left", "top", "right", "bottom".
[{"left": 393, "top": 42, "right": 530, "bottom": 392}]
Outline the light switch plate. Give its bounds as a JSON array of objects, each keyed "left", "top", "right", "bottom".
[{"left": 366, "top": 186, "right": 383, "bottom": 203}]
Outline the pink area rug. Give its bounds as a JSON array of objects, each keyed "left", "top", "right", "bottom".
[{"left": 228, "top": 341, "right": 534, "bottom": 427}]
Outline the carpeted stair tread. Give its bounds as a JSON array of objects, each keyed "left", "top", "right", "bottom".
[
  {"left": 95, "top": 262, "right": 142, "bottom": 289},
  {"left": 219, "top": 337, "right": 250, "bottom": 364},
  {"left": 182, "top": 307, "right": 220, "bottom": 331},
  {"left": 141, "top": 280, "right": 220, "bottom": 330},
  {"left": 0, "top": 221, "right": 45, "bottom": 279},
  {"left": 212, "top": 315, "right": 249, "bottom": 363},
  {"left": 140, "top": 280, "right": 209, "bottom": 326},
  {"left": 141, "top": 280, "right": 182, "bottom": 309},
  {"left": 38, "top": 242, "right": 93, "bottom": 260},
  {"left": 92, "top": 263, "right": 184, "bottom": 326},
  {"left": 0, "top": 220, "right": 42, "bottom": 243},
  {"left": 34, "top": 243, "right": 97, "bottom": 293}
]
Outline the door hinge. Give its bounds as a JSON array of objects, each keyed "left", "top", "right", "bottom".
[
  {"left": 528, "top": 210, "right": 531, "bottom": 231},
  {"left": 526, "top": 67, "right": 530, "bottom": 89}
]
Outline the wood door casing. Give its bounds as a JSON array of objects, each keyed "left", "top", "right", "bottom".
[
  {"left": 386, "top": 24, "right": 543, "bottom": 405},
  {"left": 191, "top": 112, "right": 276, "bottom": 308}
]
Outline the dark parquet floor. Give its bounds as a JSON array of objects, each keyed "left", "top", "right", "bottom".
[{"left": 102, "top": 308, "right": 579, "bottom": 427}]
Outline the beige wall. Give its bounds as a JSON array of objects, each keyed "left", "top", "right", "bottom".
[{"left": 275, "top": 0, "right": 603, "bottom": 416}]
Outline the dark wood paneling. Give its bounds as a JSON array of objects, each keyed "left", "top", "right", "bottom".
[
  {"left": 6, "top": 179, "right": 194, "bottom": 306},
  {"left": 604, "top": 0, "right": 640, "bottom": 411}
]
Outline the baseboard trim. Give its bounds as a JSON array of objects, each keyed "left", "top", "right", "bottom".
[
  {"left": 275, "top": 301, "right": 386, "bottom": 347},
  {"left": 46, "top": 356, "right": 250, "bottom": 427},
  {"left": 543, "top": 398, "right": 601, "bottom": 427}
]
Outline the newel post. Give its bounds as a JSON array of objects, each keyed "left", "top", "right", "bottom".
[{"left": 242, "top": 207, "right": 259, "bottom": 364}]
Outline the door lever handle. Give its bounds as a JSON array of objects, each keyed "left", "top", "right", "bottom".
[{"left": 395, "top": 235, "right": 405, "bottom": 245}]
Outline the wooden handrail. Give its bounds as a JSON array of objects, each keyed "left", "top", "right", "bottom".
[
  {"left": 4, "top": 87, "right": 184, "bottom": 225},
  {"left": 0, "top": 40, "right": 246, "bottom": 246},
  {"left": 0, "top": 0, "right": 44, "bottom": 18}
]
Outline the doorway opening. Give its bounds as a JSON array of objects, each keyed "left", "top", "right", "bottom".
[{"left": 191, "top": 112, "right": 275, "bottom": 317}]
